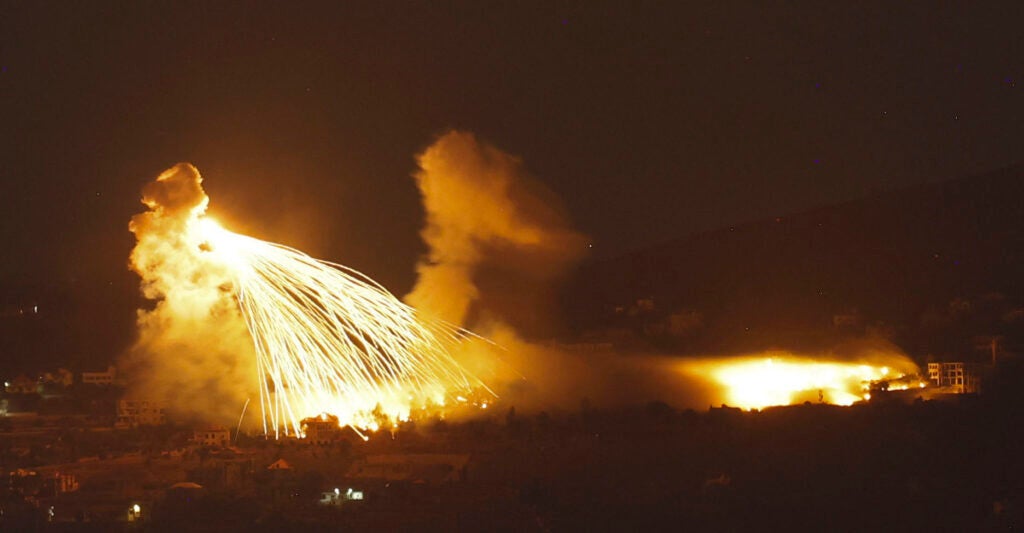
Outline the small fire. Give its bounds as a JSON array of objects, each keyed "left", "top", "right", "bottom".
[{"left": 681, "top": 352, "right": 919, "bottom": 410}]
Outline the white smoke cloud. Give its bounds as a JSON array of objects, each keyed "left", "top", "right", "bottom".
[
  {"left": 406, "top": 132, "right": 627, "bottom": 412},
  {"left": 122, "top": 163, "right": 258, "bottom": 426},
  {"left": 406, "top": 130, "right": 588, "bottom": 336}
]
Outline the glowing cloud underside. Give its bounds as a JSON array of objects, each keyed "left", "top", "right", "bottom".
[{"left": 128, "top": 163, "right": 491, "bottom": 437}]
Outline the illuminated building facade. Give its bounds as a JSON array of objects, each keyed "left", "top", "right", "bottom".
[
  {"left": 927, "top": 362, "right": 982, "bottom": 394},
  {"left": 115, "top": 399, "right": 167, "bottom": 428}
]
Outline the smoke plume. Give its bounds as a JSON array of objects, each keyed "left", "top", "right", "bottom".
[
  {"left": 406, "top": 131, "right": 588, "bottom": 337},
  {"left": 122, "top": 163, "right": 257, "bottom": 425},
  {"left": 405, "top": 132, "right": 921, "bottom": 414},
  {"left": 407, "top": 132, "right": 629, "bottom": 412}
]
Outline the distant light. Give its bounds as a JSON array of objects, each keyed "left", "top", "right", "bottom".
[
  {"left": 33, "top": 305, "right": 38, "bottom": 314},
  {"left": 132, "top": 504, "right": 141, "bottom": 514},
  {"left": 335, "top": 487, "right": 340, "bottom": 495}
]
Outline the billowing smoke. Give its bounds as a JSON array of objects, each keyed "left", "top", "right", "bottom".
[
  {"left": 452, "top": 325, "right": 720, "bottom": 412},
  {"left": 122, "top": 163, "right": 258, "bottom": 425},
  {"left": 406, "top": 131, "right": 646, "bottom": 412},
  {"left": 404, "top": 132, "right": 718, "bottom": 412},
  {"left": 406, "top": 132, "right": 921, "bottom": 414},
  {"left": 406, "top": 131, "right": 588, "bottom": 337},
  {"left": 120, "top": 140, "right": 912, "bottom": 429}
]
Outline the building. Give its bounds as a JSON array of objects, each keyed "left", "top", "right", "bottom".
[
  {"left": 927, "top": 362, "right": 982, "bottom": 394},
  {"left": 4, "top": 375, "right": 38, "bottom": 394},
  {"left": 81, "top": 366, "right": 117, "bottom": 386},
  {"left": 193, "top": 426, "right": 230, "bottom": 447},
  {"left": 301, "top": 414, "right": 345, "bottom": 444},
  {"left": 187, "top": 452, "right": 253, "bottom": 489},
  {"left": 115, "top": 400, "right": 167, "bottom": 428},
  {"left": 40, "top": 368, "right": 74, "bottom": 387},
  {"left": 346, "top": 454, "right": 471, "bottom": 485}
]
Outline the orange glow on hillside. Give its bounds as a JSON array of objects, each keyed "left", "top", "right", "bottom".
[{"left": 681, "top": 352, "right": 919, "bottom": 409}]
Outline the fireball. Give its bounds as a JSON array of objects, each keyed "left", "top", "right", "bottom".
[
  {"left": 681, "top": 352, "right": 918, "bottom": 409},
  {"left": 130, "top": 163, "right": 493, "bottom": 438}
]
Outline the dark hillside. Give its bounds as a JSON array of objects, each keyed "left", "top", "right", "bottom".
[{"left": 566, "top": 165, "right": 1024, "bottom": 357}]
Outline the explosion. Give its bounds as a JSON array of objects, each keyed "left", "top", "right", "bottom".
[
  {"left": 680, "top": 351, "right": 921, "bottom": 410},
  {"left": 127, "top": 163, "right": 491, "bottom": 437}
]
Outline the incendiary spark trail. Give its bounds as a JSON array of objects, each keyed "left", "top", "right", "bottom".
[
  {"left": 197, "top": 219, "right": 493, "bottom": 437},
  {"left": 129, "top": 163, "right": 492, "bottom": 438}
]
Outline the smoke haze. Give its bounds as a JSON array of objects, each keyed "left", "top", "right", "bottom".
[
  {"left": 122, "top": 163, "right": 257, "bottom": 425},
  {"left": 121, "top": 142, "right": 917, "bottom": 429},
  {"left": 405, "top": 133, "right": 921, "bottom": 413},
  {"left": 403, "top": 132, "right": 715, "bottom": 413}
]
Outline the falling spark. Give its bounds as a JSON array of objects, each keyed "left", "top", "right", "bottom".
[
  {"left": 235, "top": 398, "right": 250, "bottom": 444},
  {"left": 192, "top": 218, "right": 493, "bottom": 437},
  {"left": 129, "top": 163, "right": 493, "bottom": 438}
]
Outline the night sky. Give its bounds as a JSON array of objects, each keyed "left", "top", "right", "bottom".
[{"left": 2, "top": 3, "right": 1022, "bottom": 367}]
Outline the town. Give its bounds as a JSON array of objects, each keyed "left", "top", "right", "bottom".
[{"left": 2, "top": 357, "right": 1023, "bottom": 530}]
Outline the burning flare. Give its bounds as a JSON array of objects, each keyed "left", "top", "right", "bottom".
[{"left": 128, "top": 163, "right": 491, "bottom": 437}]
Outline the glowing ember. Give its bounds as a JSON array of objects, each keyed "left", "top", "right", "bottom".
[{"left": 681, "top": 353, "right": 919, "bottom": 409}]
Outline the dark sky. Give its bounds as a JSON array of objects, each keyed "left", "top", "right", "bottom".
[{"left": 1, "top": 2, "right": 1022, "bottom": 366}]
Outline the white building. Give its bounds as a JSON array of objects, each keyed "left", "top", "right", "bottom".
[
  {"left": 927, "top": 362, "right": 982, "bottom": 394},
  {"left": 193, "top": 426, "right": 231, "bottom": 447},
  {"left": 81, "top": 366, "right": 117, "bottom": 386},
  {"left": 301, "top": 414, "right": 344, "bottom": 444},
  {"left": 115, "top": 399, "right": 167, "bottom": 428}
]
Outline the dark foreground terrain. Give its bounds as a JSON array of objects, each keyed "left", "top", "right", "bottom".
[{"left": 4, "top": 386, "right": 1024, "bottom": 532}]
